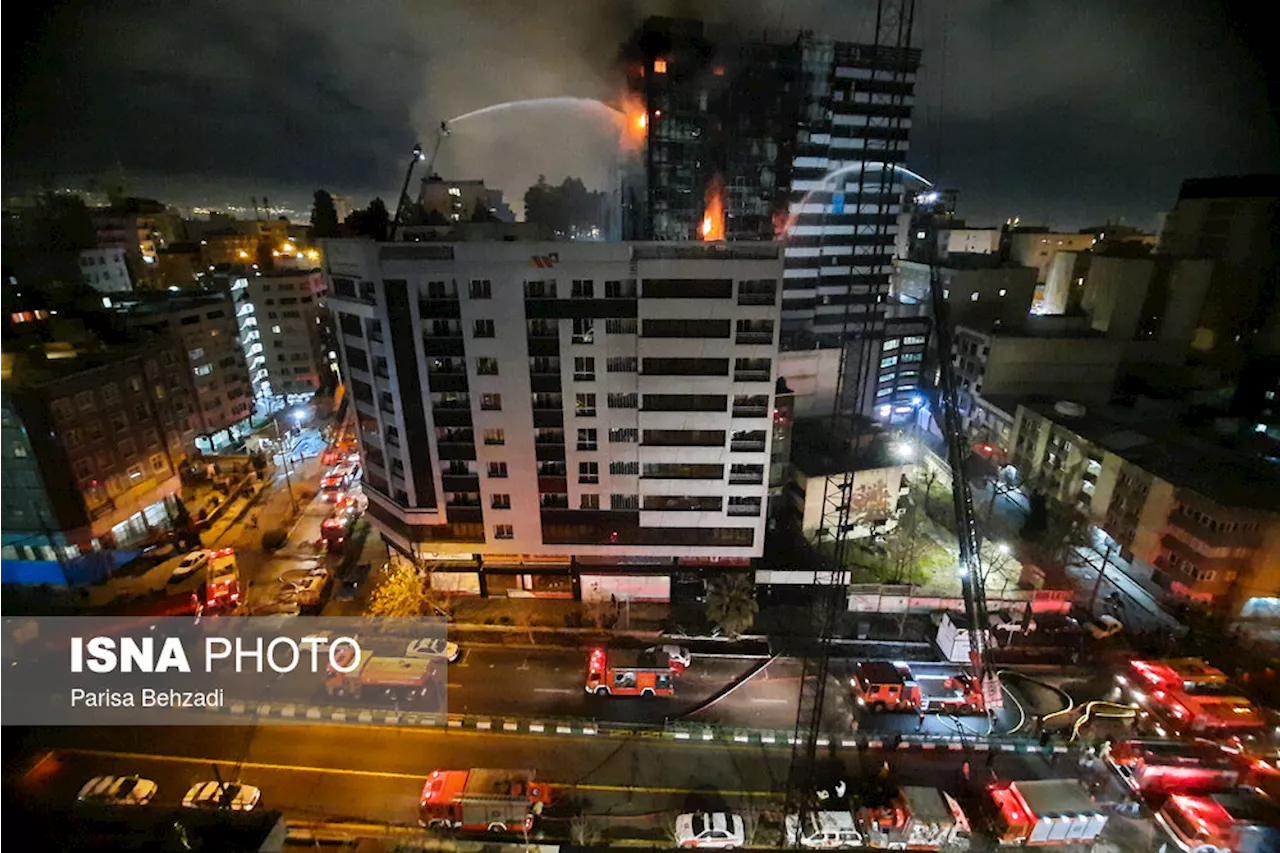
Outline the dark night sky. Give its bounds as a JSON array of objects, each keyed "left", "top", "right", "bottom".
[{"left": 4, "top": 0, "right": 1277, "bottom": 230}]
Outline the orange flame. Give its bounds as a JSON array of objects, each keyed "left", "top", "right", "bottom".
[
  {"left": 701, "top": 174, "right": 725, "bottom": 241},
  {"left": 621, "top": 92, "right": 647, "bottom": 150}
]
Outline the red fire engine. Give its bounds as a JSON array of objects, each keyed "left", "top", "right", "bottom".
[
  {"left": 585, "top": 647, "right": 675, "bottom": 697},
  {"left": 324, "top": 645, "right": 439, "bottom": 702},
  {"left": 985, "top": 780, "right": 1108, "bottom": 846},
  {"left": 1103, "top": 739, "right": 1246, "bottom": 798},
  {"left": 850, "top": 661, "right": 984, "bottom": 715},
  {"left": 1118, "top": 658, "right": 1267, "bottom": 738},
  {"left": 202, "top": 548, "right": 241, "bottom": 614},
  {"left": 419, "top": 769, "right": 551, "bottom": 833}
]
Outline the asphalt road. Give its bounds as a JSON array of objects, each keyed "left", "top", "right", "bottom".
[{"left": 7, "top": 723, "right": 1070, "bottom": 841}]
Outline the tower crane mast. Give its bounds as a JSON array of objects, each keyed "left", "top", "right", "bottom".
[{"left": 784, "top": 0, "right": 918, "bottom": 842}]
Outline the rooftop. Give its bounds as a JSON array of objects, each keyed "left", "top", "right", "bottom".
[
  {"left": 990, "top": 395, "right": 1280, "bottom": 513},
  {"left": 789, "top": 417, "right": 904, "bottom": 476}
]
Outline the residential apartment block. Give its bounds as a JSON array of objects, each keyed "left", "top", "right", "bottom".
[
  {"left": 324, "top": 239, "right": 783, "bottom": 598},
  {"left": 115, "top": 292, "right": 254, "bottom": 452},
  {"left": 998, "top": 396, "right": 1280, "bottom": 615},
  {"left": 2, "top": 331, "right": 197, "bottom": 571}
]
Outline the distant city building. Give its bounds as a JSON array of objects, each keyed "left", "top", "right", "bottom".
[
  {"left": 90, "top": 198, "right": 185, "bottom": 288},
  {"left": 1080, "top": 255, "right": 1214, "bottom": 365},
  {"left": 152, "top": 242, "right": 203, "bottom": 289},
  {"left": 76, "top": 247, "right": 133, "bottom": 294},
  {"left": 1004, "top": 229, "right": 1098, "bottom": 284},
  {"left": 1156, "top": 174, "right": 1280, "bottom": 359},
  {"left": 220, "top": 268, "right": 332, "bottom": 413},
  {"left": 417, "top": 177, "right": 514, "bottom": 224},
  {"left": 1, "top": 328, "right": 197, "bottom": 572},
  {"left": 893, "top": 255, "right": 1038, "bottom": 332},
  {"left": 323, "top": 238, "right": 783, "bottom": 598},
  {"left": 114, "top": 292, "right": 254, "bottom": 452}
]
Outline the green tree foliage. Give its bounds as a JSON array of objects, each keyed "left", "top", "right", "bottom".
[
  {"left": 522, "top": 175, "right": 605, "bottom": 237},
  {"left": 706, "top": 573, "right": 759, "bottom": 638},
  {"left": 366, "top": 561, "right": 435, "bottom": 617},
  {"left": 310, "top": 190, "right": 341, "bottom": 238},
  {"left": 347, "top": 198, "right": 390, "bottom": 241},
  {"left": 261, "top": 528, "right": 288, "bottom": 551}
]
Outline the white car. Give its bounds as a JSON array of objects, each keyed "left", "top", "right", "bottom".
[
  {"left": 182, "top": 781, "right": 261, "bottom": 811},
  {"left": 785, "top": 812, "right": 863, "bottom": 849},
  {"left": 169, "top": 551, "right": 209, "bottom": 582},
  {"left": 661, "top": 644, "right": 693, "bottom": 669},
  {"left": 77, "top": 775, "right": 157, "bottom": 806},
  {"left": 1086, "top": 614, "right": 1123, "bottom": 639},
  {"left": 674, "top": 812, "right": 745, "bottom": 849},
  {"left": 405, "top": 638, "right": 461, "bottom": 663}
]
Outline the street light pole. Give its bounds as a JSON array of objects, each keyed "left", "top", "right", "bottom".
[
  {"left": 272, "top": 419, "right": 298, "bottom": 513},
  {"left": 1088, "top": 541, "right": 1116, "bottom": 612}
]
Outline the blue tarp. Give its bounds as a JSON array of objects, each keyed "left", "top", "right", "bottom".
[{"left": 1, "top": 549, "right": 140, "bottom": 587}]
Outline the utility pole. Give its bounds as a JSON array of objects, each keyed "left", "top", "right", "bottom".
[
  {"left": 1087, "top": 542, "right": 1116, "bottom": 612},
  {"left": 272, "top": 419, "right": 298, "bottom": 513}
]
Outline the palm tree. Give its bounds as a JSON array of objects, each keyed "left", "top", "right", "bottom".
[{"left": 706, "top": 573, "right": 759, "bottom": 638}]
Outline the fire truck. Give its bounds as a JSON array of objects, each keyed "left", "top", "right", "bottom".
[
  {"left": 418, "top": 768, "right": 551, "bottom": 833},
  {"left": 324, "top": 644, "right": 439, "bottom": 702},
  {"left": 1118, "top": 658, "right": 1267, "bottom": 738},
  {"left": 585, "top": 647, "right": 675, "bottom": 697},
  {"left": 985, "top": 780, "right": 1108, "bottom": 846},
  {"left": 1155, "top": 789, "right": 1280, "bottom": 853},
  {"left": 1103, "top": 739, "right": 1247, "bottom": 799},
  {"left": 202, "top": 548, "right": 241, "bottom": 614},
  {"left": 856, "top": 787, "right": 971, "bottom": 850},
  {"left": 850, "top": 661, "right": 984, "bottom": 714}
]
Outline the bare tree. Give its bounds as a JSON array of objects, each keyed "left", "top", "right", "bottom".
[
  {"left": 365, "top": 560, "right": 454, "bottom": 619},
  {"left": 570, "top": 812, "right": 601, "bottom": 846}
]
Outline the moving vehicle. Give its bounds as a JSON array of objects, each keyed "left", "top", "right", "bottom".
[
  {"left": 1155, "top": 790, "right": 1280, "bottom": 853},
  {"left": 418, "top": 768, "right": 550, "bottom": 833},
  {"left": 1104, "top": 739, "right": 1246, "bottom": 798},
  {"left": 850, "top": 661, "right": 984, "bottom": 715},
  {"left": 784, "top": 811, "right": 862, "bottom": 849},
  {"left": 985, "top": 779, "right": 1107, "bottom": 846},
  {"left": 585, "top": 647, "right": 675, "bottom": 696},
  {"left": 674, "top": 812, "right": 745, "bottom": 849},
  {"left": 202, "top": 548, "right": 241, "bottom": 614},
  {"left": 182, "top": 781, "right": 262, "bottom": 811},
  {"left": 1118, "top": 658, "right": 1267, "bottom": 738},
  {"left": 406, "top": 638, "right": 462, "bottom": 663},
  {"left": 77, "top": 775, "right": 157, "bottom": 807},
  {"left": 857, "top": 787, "right": 970, "bottom": 850},
  {"left": 168, "top": 550, "right": 209, "bottom": 582},
  {"left": 325, "top": 645, "right": 439, "bottom": 702}
]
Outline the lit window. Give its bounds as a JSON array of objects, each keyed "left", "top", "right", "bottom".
[
  {"left": 998, "top": 289, "right": 1007, "bottom": 297},
  {"left": 653, "top": 58, "right": 667, "bottom": 73},
  {"left": 970, "top": 292, "right": 979, "bottom": 302},
  {"left": 272, "top": 325, "right": 282, "bottom": 333}
]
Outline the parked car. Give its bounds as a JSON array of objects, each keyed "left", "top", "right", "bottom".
[
  {"left": 77, "top": 775, "right": 157, "bottom": 806},
  {"left": 168, "top": 551, "right": 209, "bottom": 582},
  {"left": 405, "top": 637, "right": 462, "bottom": 663},
  {"left": 658, "top": 644, "right": 692, "bottom": 671},
  {"left": 182, "top": 781, "right": 261, "bottom": 811},
  {"left": 784, "top": 812, "right": 862, "bottom": 849},
  {"left": 674, "top": 813, "right": 745, "bottom": 849},
  {"left": 1085, "top": 614, "right": 1123, "bottom": 639}
]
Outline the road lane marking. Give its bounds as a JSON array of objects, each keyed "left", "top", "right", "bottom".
[
  {"left": 533, "top": 688, "right": 576, "bottom": 695},
  {"left": 51, "top": 749, "right": 777, "bottom": 796},
  {"left": 750, "top": 698, "right": 789, "bottom": 704}
]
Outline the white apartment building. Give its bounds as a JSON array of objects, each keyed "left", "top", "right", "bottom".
[
  {"left": 225, "top": 269, "right": 333, "bottom": 412},
  {"left": 324, "top": 240, "right": 784, "bottom": 599}
]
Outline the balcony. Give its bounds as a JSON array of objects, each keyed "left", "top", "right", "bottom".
[
  {"left": 540, "top": 497, "right": 570, "bottom": 510},
  {"left": 538, "top": 476, "right": 568, "bottom": 493},
  {"left": 734, "top": 371, "right": 771, "bottom": 383},
  {"left": 533, "top": 410, "right": 564, "bottom": 429},
  {"left": 727, "top": 504, "right": 762, "bottom": 517},
  {"left": 730, "top": 440, "right": 767, "bottom": 452},
  {"left": 442, "top": 474, "right": 480, "bottom": 492},
  {"left": 732, "top": 406, "right": 768, "bottom": 418},
  {"left": 735, "top": 331, "right": 773, "bottom": 345}
]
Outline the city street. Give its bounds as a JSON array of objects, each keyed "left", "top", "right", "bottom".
[{"left": 8, "top": 722, "right": 1081, "bottom": 840}]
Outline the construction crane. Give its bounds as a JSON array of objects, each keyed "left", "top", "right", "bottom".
[
  {"left": 388, "top": 121, "right": 451, "bottom": 241},
  {"left": 785, "top": 0, "right": 918, "bottom": 841}
]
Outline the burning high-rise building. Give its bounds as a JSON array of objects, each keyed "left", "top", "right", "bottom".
[{"left": 618, "top": 16, "right": 922, "bottom": 418}]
